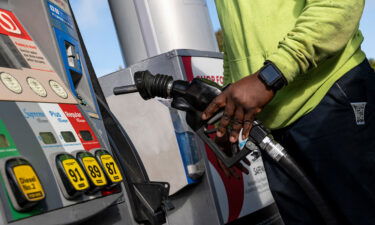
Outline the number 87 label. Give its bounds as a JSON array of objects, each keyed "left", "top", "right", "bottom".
[
  {"left": 100, "top": 155, "right": 123, "bottom": 183},
  {"left": 62, "top": 159, "right": 89, "bottom": 191}
]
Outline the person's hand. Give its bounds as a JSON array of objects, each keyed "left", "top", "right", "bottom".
[
  {"left": 202, "top": 71, "right": 274, "bottom": 143},
  {"left": 215, "top": 131, "right": 250, "bottom": 178}
]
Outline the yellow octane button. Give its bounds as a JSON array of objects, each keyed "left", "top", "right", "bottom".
[
  {"left": 100, "top": 155, "right": 123, "bottom": 183},
  {"left": 62, "top": 159, "right": 89, "bottom": 191},
  {"left": 82, "top": 157, "right": 107, "bottom": 187},
  {"left": 13, "top": 165, "right": 45, "bottom": 202}
]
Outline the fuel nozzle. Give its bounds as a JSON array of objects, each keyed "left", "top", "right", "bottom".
[
  {"left": 113, "top": 71, "right": 174, "bottom": 99},
  {"left": 113, "top": 71, "right": 282, "bottom": 167},
  {"left": 113, "top": 70, "right": 253, "bottom": 168}
]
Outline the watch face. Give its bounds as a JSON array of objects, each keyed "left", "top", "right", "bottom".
[
  {"left": 0, "top": 72, "right": 22, "bottom": 94},
  {"left": 49, "top": 80, "right": 68, "bottom": 99},
  {"left": 27, "top": 77, "right": 47, "bottom": 97}
]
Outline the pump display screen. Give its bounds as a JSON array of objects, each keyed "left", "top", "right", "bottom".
[
  {"left": 61, "top": 131, "right": 76, "bottom": 143},
  {"left": 40, "top": 132, "right": 57, "bottom": 144},
  {"left": 0, "top": 134, "right": 9, "bottom": 148},
  {"left": 80, "top": 130, "right": 93, "bottom": 141}
]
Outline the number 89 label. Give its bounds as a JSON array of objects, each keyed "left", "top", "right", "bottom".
[
  {"left": 82, "top": 157, "right": 107, "bottom": 187},
  {"left": 100, "top": 155, "right": 123, "bottom": 183},
  {"left": 62, "top": 159, "right": 89, "bottom": 191}
]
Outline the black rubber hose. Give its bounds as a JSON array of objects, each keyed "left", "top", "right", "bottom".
[{"left": 277, "top": 154, "right": 338, "bottom": 225}]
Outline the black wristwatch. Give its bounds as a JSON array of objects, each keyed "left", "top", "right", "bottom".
[{"left": 258, "top": 61, "right": 287, "bottom": 92}]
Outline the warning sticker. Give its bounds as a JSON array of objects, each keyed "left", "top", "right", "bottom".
[
  {"left": 10, "top": 37, "right": 54, "bottom": 72},
  {"left": 62, "top": 158, "right": 89, "bottom": 191},
  {"left": 82, "top": 157, "right": 107, "bottom": 187},
  {"left": 0, "top": 9, "right": 55, "bottom": 72},
  {"left": 100, "top": 155, "right": 123, "bottom": 183},
  {"left": 0, "top": 9, "right": 77, "bottom": 104},
  {"left": 13, "top": 165, "right": 45, "bottom": 201}
]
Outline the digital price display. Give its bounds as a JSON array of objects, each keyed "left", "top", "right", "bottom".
[
  {"left": 39, "top": 132, "right": 57, "bottom": 144},
  {"left": 79, "top": 130, "right": 93, "bottom": 141},
  {"left": 61, "top": 131, "right": 76, "bottom": 143}
]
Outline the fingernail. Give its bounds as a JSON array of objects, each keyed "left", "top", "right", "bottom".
[
  {"left": 217, "top": 131, "right": 223, "bottom": 137},
  {"left": 202, "top": 113, "right": 207, "bottom": 120}
]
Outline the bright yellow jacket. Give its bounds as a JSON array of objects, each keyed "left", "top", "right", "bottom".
[{"left": 215, "top": 0, "right": 366, "bottom": 129}]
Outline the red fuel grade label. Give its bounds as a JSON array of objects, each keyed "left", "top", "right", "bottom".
[{"left": 59, "top": 104, "right": 101, "bottom": 150}]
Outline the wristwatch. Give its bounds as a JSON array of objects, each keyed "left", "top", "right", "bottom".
[{"left": 258, "top": 61, "right": 288, "bottom": 92}]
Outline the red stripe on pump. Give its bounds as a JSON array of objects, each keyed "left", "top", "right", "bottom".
[{"left": 181, "top": 56, "right": 244, "bottom": 222}]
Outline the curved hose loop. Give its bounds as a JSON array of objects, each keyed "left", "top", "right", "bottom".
[{"left": 278, "top": 155, "right": 339, "bottom": 225}]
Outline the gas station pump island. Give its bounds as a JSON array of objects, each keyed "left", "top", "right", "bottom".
[{"left": 0, "top": 0, "right": 288, "bottom": 225}]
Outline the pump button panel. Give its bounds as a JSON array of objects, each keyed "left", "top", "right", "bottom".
[
  {"left": 5, "top": 158, "right": 45, "bottom": 211},
  {"left": 56, "top": 154, "right": 89, "bottom": 198},
  {"left": 95, "top": 150, "right": 123, "bottom": 185}
]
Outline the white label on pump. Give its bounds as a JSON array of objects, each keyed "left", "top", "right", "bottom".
[
  {"left": 39, "top": 103, "right": 83, "bottom": 153},
  {"left": 191, "top": 57, "right": 224, "bottom": 86}
]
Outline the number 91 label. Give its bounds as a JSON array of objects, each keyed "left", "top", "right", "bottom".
[
  {"left": 100, "top": 155, "right": 123, "bottom": 183},
  {"left": 62, "top": 159, "right": 89, "bottom": 191},
  {"left": 82, "top": 157, "right": 107, "bottom": 187}
]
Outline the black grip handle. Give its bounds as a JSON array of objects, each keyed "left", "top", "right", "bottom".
[
  {"left": 196, "top": 128, "right": 251, "bottom": 168},
  {"left": 113, "top": 85, "right": 138, "bottom": 95}
]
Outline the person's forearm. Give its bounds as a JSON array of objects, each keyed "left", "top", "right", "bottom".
[{"left": 267, "top": 0, "right": 365, "bottom": 83}]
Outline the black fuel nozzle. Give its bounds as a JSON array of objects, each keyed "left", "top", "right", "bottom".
[
  {"left": 113, "top": 71, "right": 264, "bottom": 168},
  {"left": 113, "top": 71, "right": 174, "bottom": 99}
]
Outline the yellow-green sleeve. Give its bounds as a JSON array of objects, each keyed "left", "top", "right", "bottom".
[
  {"left": 267, "top": 0, "right": 365, "bottom": 83},
  {"left": 222, "top": 40, "right": 231, "bottom": 85}
]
